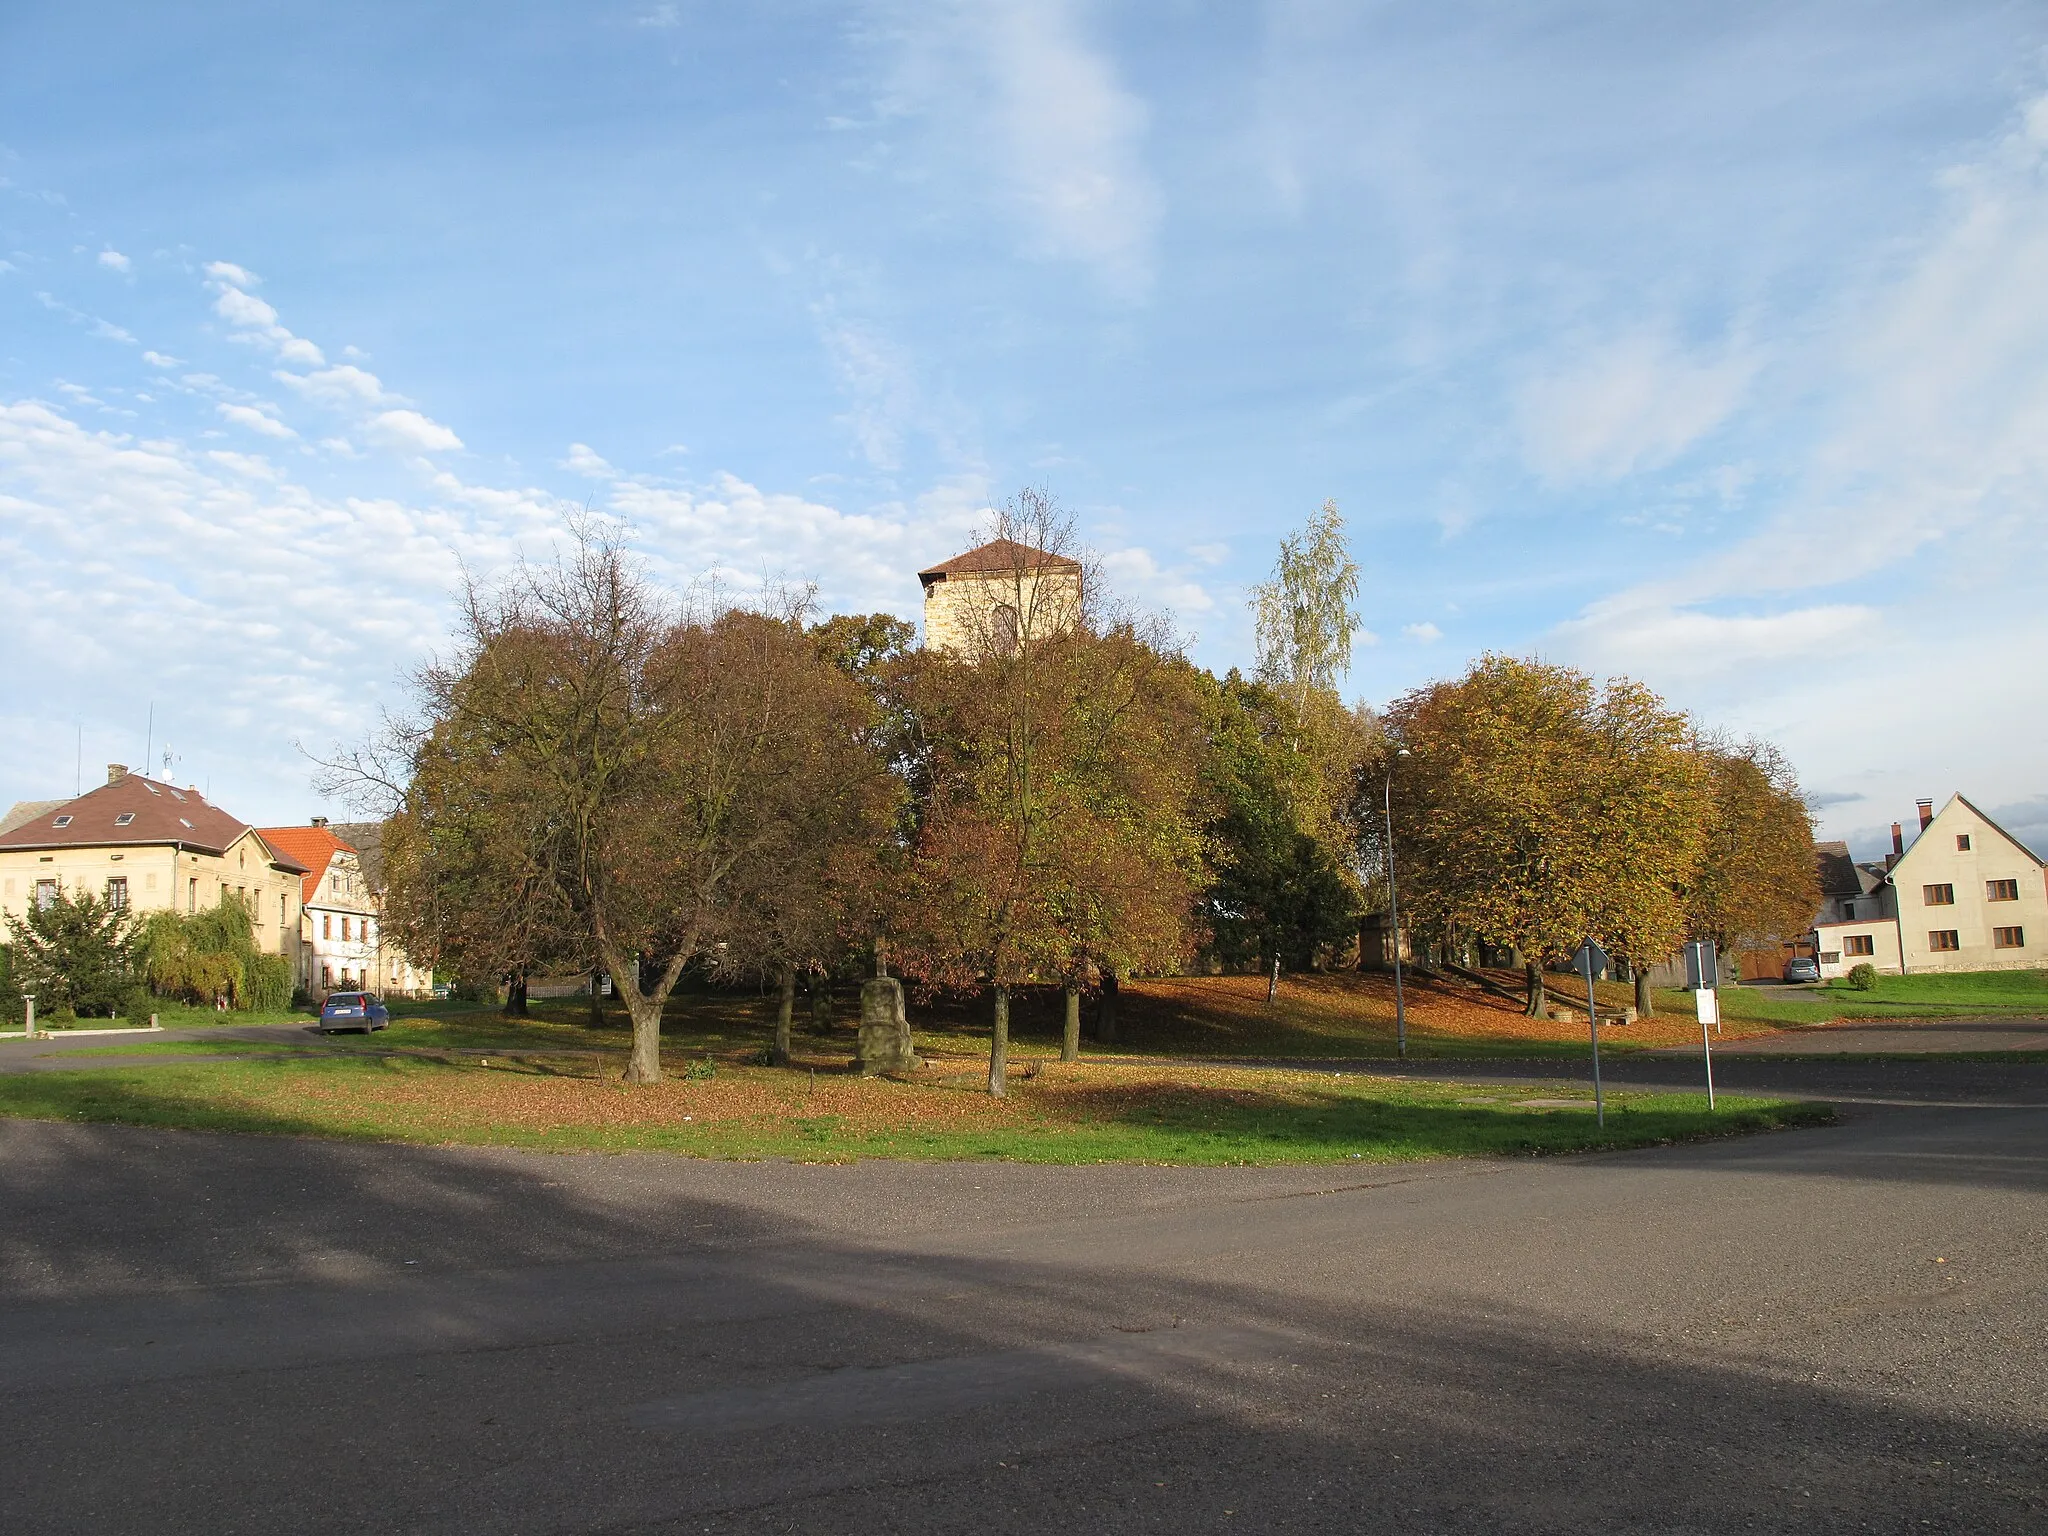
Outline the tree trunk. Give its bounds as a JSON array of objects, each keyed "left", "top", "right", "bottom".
[
  {"left": 503, "top": 971, "right": 528, "bottom": 1017},
  {"left": 1096, "top": 970, "right": 1119, "bottom": 1045},
  {"left": 587, "top": 967, "right": 604, "bottom": 1029},
  {"left": 624, "top": 991, "right": 663, "bottom": 1084},
  {"left": 773, "top": 964, "right": 795, "bottom": 1067},
  {"left": 810, "top": 975, "right": 833, "bottom": 1032},
  {"left": 1061, "top": 983, "right": 1080, "bottom": 1062},
  {"left": 988, "top": 984, "right": 1009, "bottom": 1098},
  {"left": 1524, "top": 959, "right": 1547, "bottom": 1018},
  {"left": 1634, "top": 965, "right": 1654, "bottom": 1018}
]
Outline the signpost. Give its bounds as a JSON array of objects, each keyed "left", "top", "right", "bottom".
[
  {"left": 1569, "top": 940, "right": 1608, "bottom": 1127},
  {"left": 1684, "top": 940, "right": 1719, "bottom": 1109}
]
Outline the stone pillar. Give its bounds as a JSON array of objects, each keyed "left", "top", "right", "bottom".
[{"left": 854, "top": 976, "right": 919, "bottom": 1076}]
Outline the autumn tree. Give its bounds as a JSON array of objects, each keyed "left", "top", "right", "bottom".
[
  {"left": 1685, "top": 736, "right": 1820, "bottom": 966},
  {"left": 1384, "top": 655, "right": 1706, "bottom": 1017},
  {"left": 342, "top": 525, "right": 890, "bottom": 1083},
  {"left": 895, "top": 492, "right": 1206, "bottom": 1088}
]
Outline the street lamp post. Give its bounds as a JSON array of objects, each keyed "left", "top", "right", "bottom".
[{"left": 1384, "top": 748, "right": 1411, "bottom": 1058}]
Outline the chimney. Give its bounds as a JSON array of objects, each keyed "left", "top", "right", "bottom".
[
  {"left": 106, "top": 763, "right": 128, "bottom": 785},
  {"left": 1888, "top": 822, "right": 1904, "bottom": 867},
  {"left": 311, "top": 816, "right": 329, "bottom": 829},
  {"left": 1916, "top": 798, "right": 1934, "bottom": 831}
]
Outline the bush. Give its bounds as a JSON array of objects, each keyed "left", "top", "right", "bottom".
[{"left": 1846, "top": 962, "right": 1877, "bottom": 991}]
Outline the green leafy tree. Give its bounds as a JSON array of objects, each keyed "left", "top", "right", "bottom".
[
  {"left": 1202, "top": 671, "right": 1378, "bottom": 972},
  {"left": 1250, "top": 499, "right": 1363, "bottom": 726},
  {"left": 5, "top": 886, "right": 140, "bottom": 1018}
]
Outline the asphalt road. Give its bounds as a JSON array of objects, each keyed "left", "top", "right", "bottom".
[{"left": 2, "top": 1056, "right": 2043, "bottom": 1535}]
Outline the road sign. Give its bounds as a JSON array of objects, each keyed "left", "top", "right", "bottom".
[
  {"left": 1684, "top": 940, "right": 1719, "bottom": 990},
  {"left": 1571, "top": 941, "right": 1607, "bottom": 1126}
]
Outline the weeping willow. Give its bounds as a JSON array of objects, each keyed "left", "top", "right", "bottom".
[{"left": 134, "top": 900, "right": 294, "bottom": 1012}]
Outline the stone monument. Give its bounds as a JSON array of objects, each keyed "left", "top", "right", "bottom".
[{"left": 854, "top": 976, "right": 920, "bottom": 1076}]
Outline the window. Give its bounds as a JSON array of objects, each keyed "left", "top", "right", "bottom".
[
  {"left": 35, "top": 879, "right": 57, "bottom": 911},
  {"left": 1840, "top": 901, "right": 1856, "bottom": 920},
  {"left": 52, "top": 815, "right": 71, "bottom": 828},
  {"left": 106, "top": 877, "right": 128, "bottom": 911},
  {"left": 1843, "top": 935, "right": 1875, "bottom": 956},
  {"left": 321, "top": 964, "right": 332, "bottom": 987},
  {"left": 1820, "top": 951, "right": 1840, "bottom": 965},
  {"left": 1988, "top": 879, "right": 2020, "bottom": 902},
  {"left": 991, "top": 603, "right": 1020, "bottom": 656},
  {"left": 115, "top": 812, "right": 135, "bottom": 826},
  {"left": 341, "top": 917, "right": 352, "bottom": 942},
  {"left": 322, "top": 913, "right": 332, "bottom": 940},
  {"left": 280, "top": 894, "right": 287, "bottom": 928},
  {"left": 1922, "top": 884, "right": 1955, "bottom": 906},
  {"left": 1956, "top": 834, "right": 1972, "bottom": 851},
  {"left": 1929, "top": 930, "right": 1960, "bottom": 951},
  {"left": 1994, "top": 926, "right": 2025, "bottom": 949},
  {"left": 188, "top": 877, "right": 197, "bottom": 913}
]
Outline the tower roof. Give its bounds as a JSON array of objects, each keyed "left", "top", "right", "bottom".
[{"left": 918, "top": 538, "right": 1082, "bottom": 587}]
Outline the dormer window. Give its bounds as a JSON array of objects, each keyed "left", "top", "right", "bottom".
[
  {"left": 178, "top": 818, "right": 193, "bottom": 829},
  {"left": 169, "top": 788, "right": 186, "bottom": 801},
  {"left": 52, "top": 815, "right": 72, "bottom": 827},
  {"left": 143, "top": 781, "right": 160, "bottom": 795},
  {"left": 115, "top": 812, "right": 135, "bottom": 826}
]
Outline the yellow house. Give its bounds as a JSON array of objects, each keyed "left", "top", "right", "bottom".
[
  {"left": 1812, "top": 794, "right": 2047, "bottom": 976},
  {"left": 0, "top": 765, "right": 308, "bottom": 968},
  {"left": 918, "top": 538, "right": 1084, "bottom": 656}
]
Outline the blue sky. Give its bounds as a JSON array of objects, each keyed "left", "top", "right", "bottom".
[{"left": 4, "top": 1, "right": 2047, "bottom": 858}]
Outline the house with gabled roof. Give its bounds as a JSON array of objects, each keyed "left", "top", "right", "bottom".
[
  {"left": 0, "top": 765, "right": 308, "bottom": 970},
  {"left": 254, "top": 819, "right": 432, "bottom": 998},
  {"left": 1811, "top": 793, "right": 2046, "bottom": 977}
]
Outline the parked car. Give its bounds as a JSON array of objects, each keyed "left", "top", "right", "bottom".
[
  {"left": 319, "top": 992, "right": 390, "bottom": 1033},
  {"left": 1781, "top": 957, "right": 1822, "bottom": 985}
]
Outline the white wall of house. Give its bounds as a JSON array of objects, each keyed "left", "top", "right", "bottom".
[{"left": 1890, "top": 797, "right": 2047, "bottom": 974}]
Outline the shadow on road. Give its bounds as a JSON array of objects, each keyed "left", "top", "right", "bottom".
[{"left": 0, "top": 1107, "right": 2042, "bottom": 1533}]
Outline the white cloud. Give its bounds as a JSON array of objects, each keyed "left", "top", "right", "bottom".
[
  {"left": 562, "top": 442, "right": 616, "bottom": 479},
  {"left": 1402, "top": 621, "right": 1442, "bottom": 643},
  {"left": 216, "top": 402, "right": 297, "bottom": 440},
  {"left": 214, "top": 286, "right": 280, "bottom": 329},
  {"left": 369, "top": 409, "right": 462, "bottom": 454},
  {"left": 879, "top": 0, "right": 1162, "bottom": 295},
  {"left": 141, "top": 350, "right": 181, "bottom": 369},
  {"left": 1515, "top": 327, "right": 1754, "bottom": 485},
  {"left": 278, "top": 364, "right": 390, "bottom": 409},
  {"left": 814, "top": 311, "right": 918, "bottom": 470},
  {"left": 97, "top": 249, "right": 130, "bottom": 273},
  {"left": 1543, "top": 88, "right": 2048, "bottom": 837},
  {"left": 204, "top": 261, "right": 258, "bottom": 287}
]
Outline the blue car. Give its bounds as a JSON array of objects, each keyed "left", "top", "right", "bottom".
[{"left": 319, "top": 991, "right": 390, "bottom": 1033}]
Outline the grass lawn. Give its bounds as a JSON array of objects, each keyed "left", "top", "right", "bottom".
[
  {"left": 0, "top": 1050, "right": 1827, "bottom": 1164},
  {"left": 1815, "top": 969, "right": 2048, "bottom": 1011}
]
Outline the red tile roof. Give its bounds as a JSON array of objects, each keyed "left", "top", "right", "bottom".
[
  {"left": 0, "top": 774, "right": 306, "bottom": 871},
  {"left": 252, "top": 824, "right": 357, "bottom": 905},
  {"left": 918, "top": 539, "right": 1082, "bottom": 584}
]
